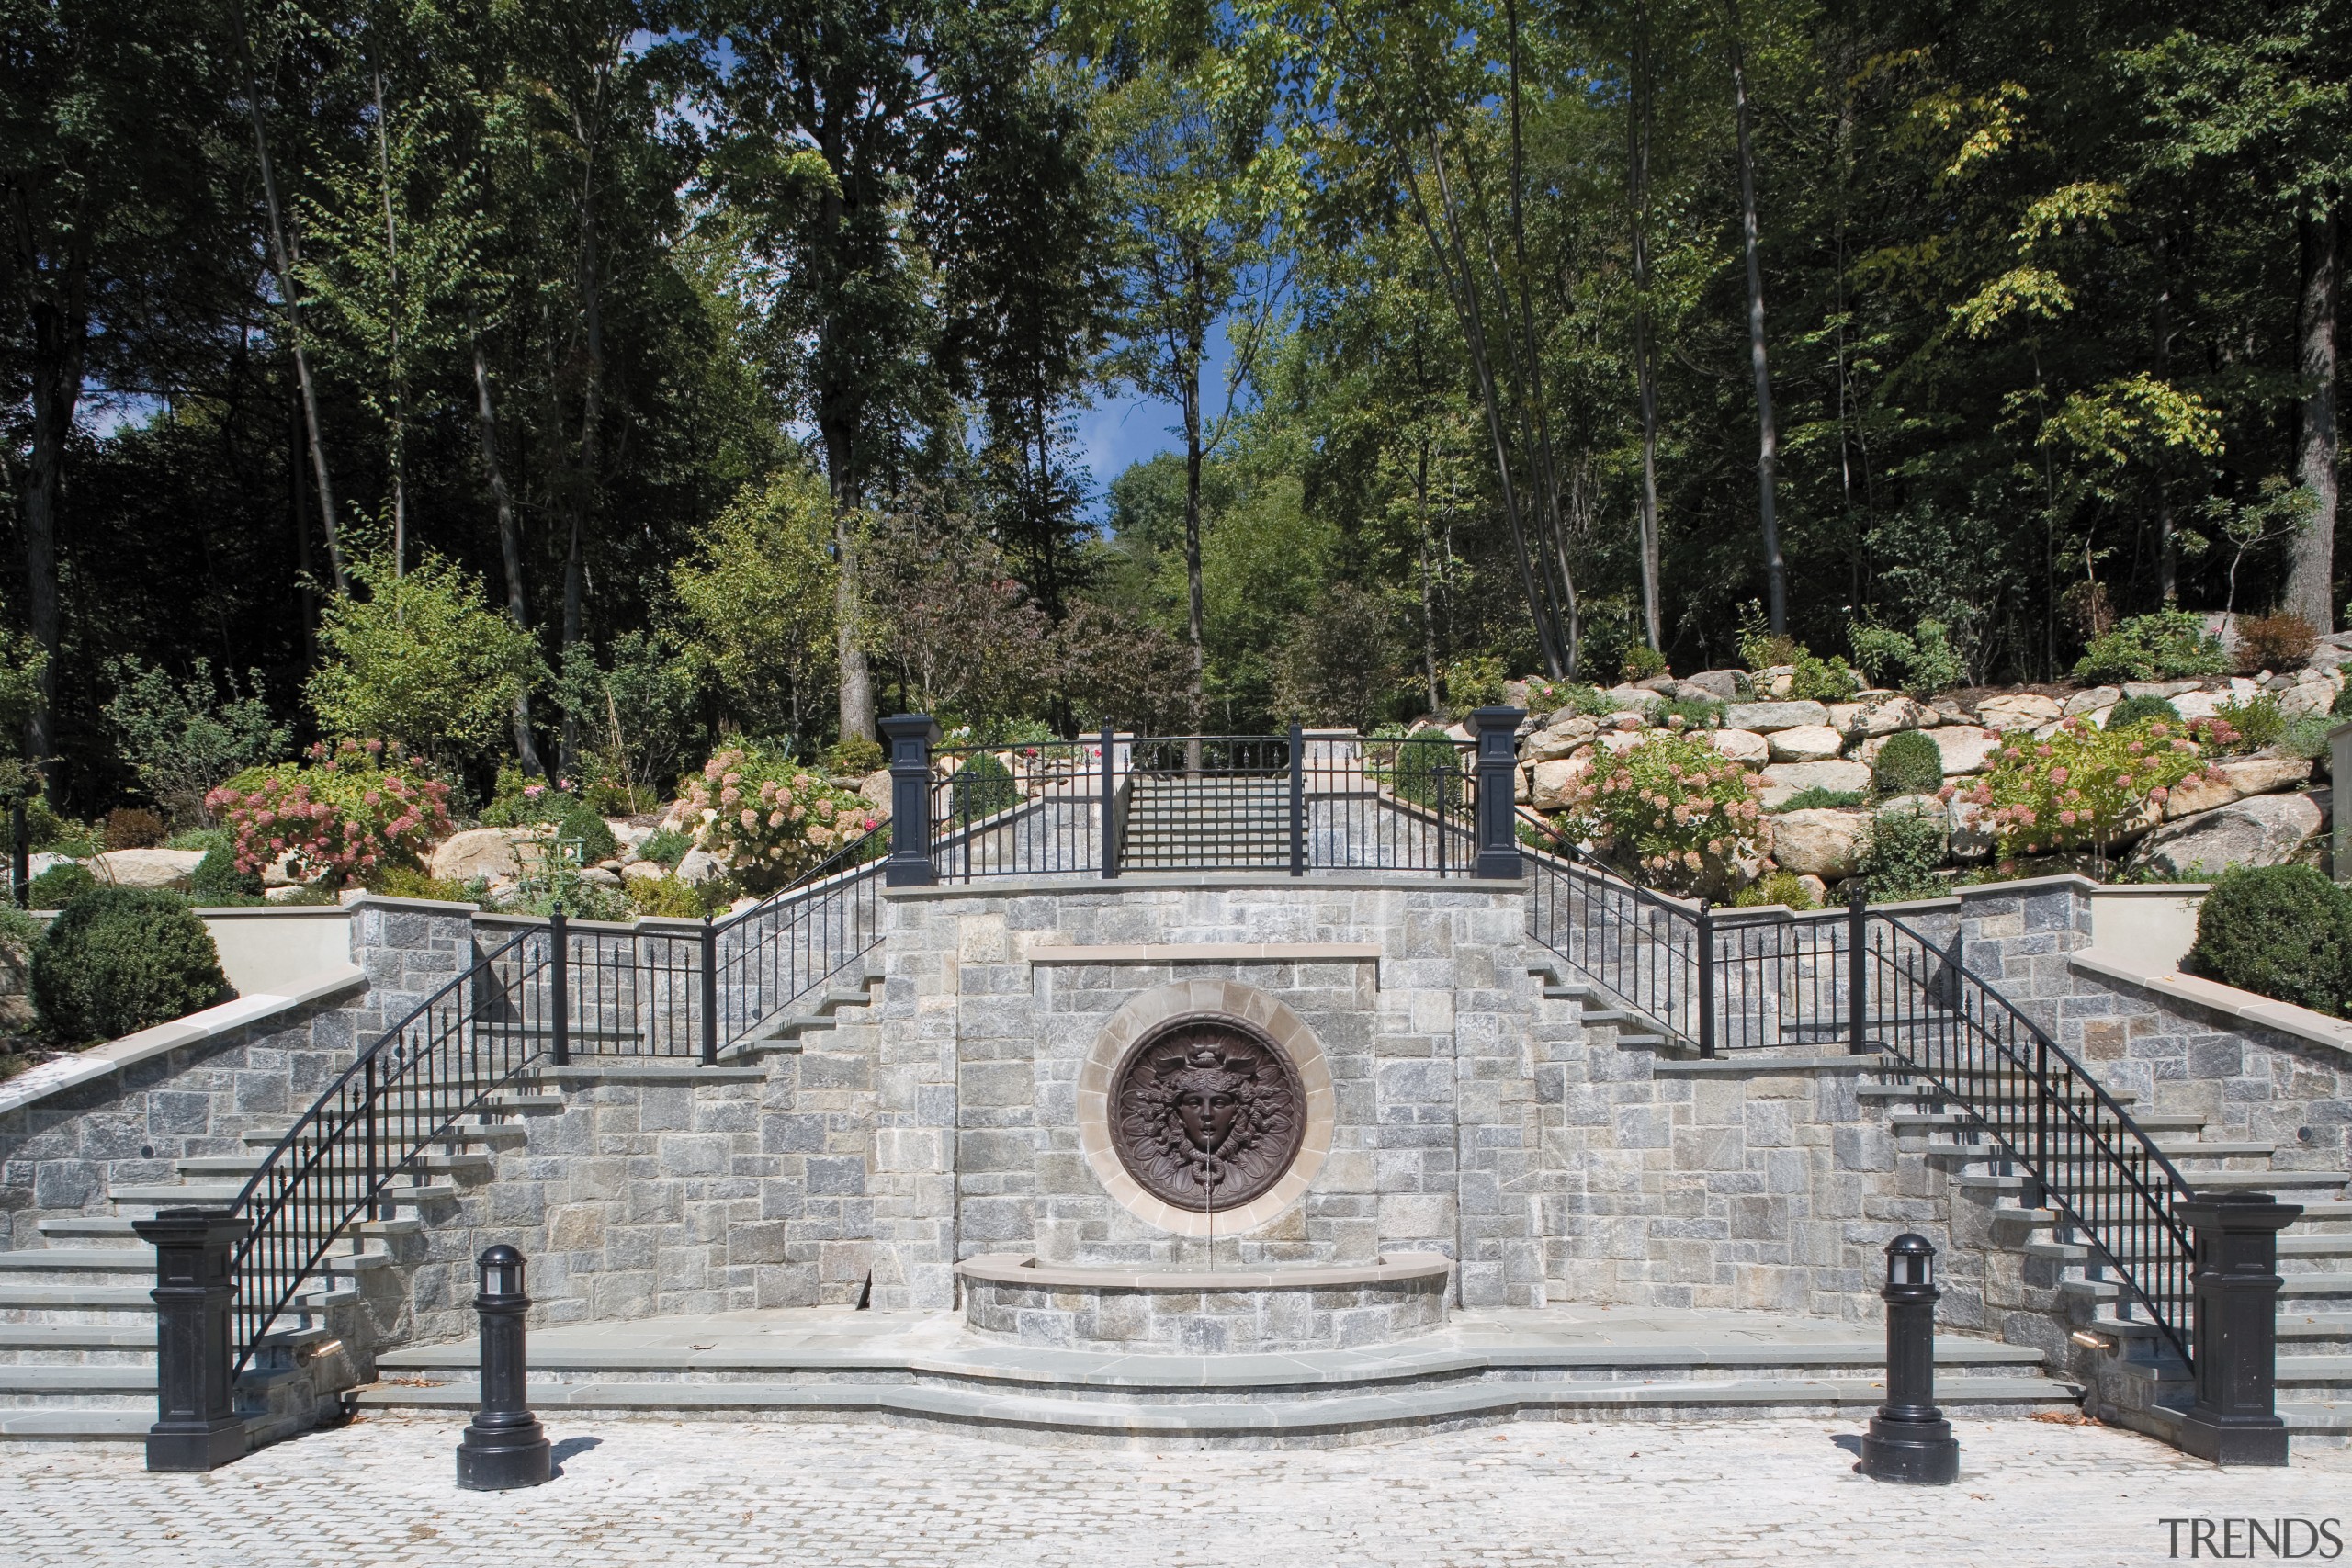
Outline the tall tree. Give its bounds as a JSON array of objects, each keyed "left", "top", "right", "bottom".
[{"left": 1724, "top": 0, "right": 1785, "bottom": 634}]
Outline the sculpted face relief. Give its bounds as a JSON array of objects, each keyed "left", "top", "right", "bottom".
[{"left": 1109, "top": 1019, "right": 1306, "bottom": 1211}]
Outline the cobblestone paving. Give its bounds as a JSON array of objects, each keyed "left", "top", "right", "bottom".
[{"left": 4, "top": 1416, "right": 2345, "bottom": 1567}]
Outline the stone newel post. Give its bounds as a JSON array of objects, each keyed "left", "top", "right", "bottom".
[
  {"left": 132, "top": 1209, "right": 249, "bottom": 1472},
  {"left": 1468, "top": 706, "right": 1527, "bottom": 881},
  {"left": 2175, "top": 1190, "right": 2300, "bottom": 1466},
  {"left": 881, "top": 714, "right": 941, "bottom": 887}
]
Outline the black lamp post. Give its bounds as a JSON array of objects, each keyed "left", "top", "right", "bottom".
[
  {"left": 455, "top": 1245, "right": 550, "bottom": 1491},
  {"left": 1859, "top": 1233, "right": 1961, "bottom": 1484}
]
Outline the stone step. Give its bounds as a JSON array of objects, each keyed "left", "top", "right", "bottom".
[
  {"left": 105, "top": 1182, "right": 245, "bottom": 1206},
  {"left": 2279, "top": 1314, "right": 2352, "bottom": 1346},
  {"left": 0, "top": 1408, "right": 150, "bottom": 1440},
  {"left": 2283, "top": 1236, "right": 2352, "bottom": 1259},
  {"left": 490, "top": 1091, "right": 567, "bottom": 1112},
  {"left": 0, "top": 1324, "right": 152, "bottom": 1351},
  {"left": 236, "top": 1121, "right": 527, "bottom": 1151},
  {"left": 2186, "top": 1170, "right": 2346, "bottom": 1193},
  {"left": 2281, "top": 1401, "right": 2352, "bottom": 1436},
  {"left": 2280, "top": 1274, "right": 2352, "bottom": 1304},
  {"left": 0, "top": 1364, "right": 156, "bottom": 1395},
  {"left": 2277, "top": 1354, "right": 2352, "bottom": 1385},
  {"left": 2149, "top": 1140, "right": 2278, "bottom": 1160},
  {"left": 2292, "top": 1201, "right": 2352, "bottom": 1226}
]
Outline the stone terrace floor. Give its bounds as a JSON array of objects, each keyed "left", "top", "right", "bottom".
[{"left": 5, "top": 1413, "right": 2345, "bottom": 1567}]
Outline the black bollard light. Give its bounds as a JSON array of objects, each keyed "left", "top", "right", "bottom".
[
  {"left": 455, "top": 1245, "right": 551, "bottom": 1491},
  {"left": 1859, "top": 1233, "right": 1961, "bottom": 1484}
]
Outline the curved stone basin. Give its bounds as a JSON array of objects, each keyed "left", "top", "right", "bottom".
[{"left": 955, "top": 1252, "right": 1452, "bottom": 1353}]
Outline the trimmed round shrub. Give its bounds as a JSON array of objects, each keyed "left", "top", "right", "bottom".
[
  {"left": 104, "top": 807, "right": 166, "bottom": 850},
  {"left": 2106, "top": 694, "right": 2183, "bottom": 729},
  {"left": 32, "top": 887, "right": 230, "bottom": 1043},
  {"left": 948, "top": 750, "right": 1019, "bottom": 819},
  {"left": 1871, "top": 729, "right": 1943, "bottom": 797},
  {"left": 188, "top": 847, "right": 262, "bottom": 905},
  {"left": 556, "top": 800, "right": 619, "bottom": 863},
  {"left": 2182, "top": 865, "right": 2352, "bottom": 1017},
  {"left": 27, "top": 863, "right": 96, "bottom": 909}
]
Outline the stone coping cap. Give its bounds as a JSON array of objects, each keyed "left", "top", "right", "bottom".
[
  {"left": 954, "top": 1251, "right": 1452, "bottom": 1292},
  {"left": 1026, "top": 942, "right": 1381, "bottom": 965},
  {"left": 2071, "top": 948, "right": 2352, "bottom": 1062},
  {"left": 885, "top": 872, "right": 1523, "bottom": 900},
  {"left": 1652, "top": 1055, "right": 1885, "bottom": 1077},
  {"left": 0, "top": 964, "right": 367, "bottom": 1117}
]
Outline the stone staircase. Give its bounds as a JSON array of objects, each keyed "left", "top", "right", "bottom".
[
  {"left": 1864, "top": 1074, "right": 2352, "bottom": 1446},
  {"left": 0, "top": 1116, "right": 512, "bottom": 1443},
  {"left": 1120, "top": 773, "right": 1291, "bottom": 871}
]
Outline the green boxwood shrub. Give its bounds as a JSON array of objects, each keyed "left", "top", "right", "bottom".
[
  {"left": 27, "top": 863, "right": 96, "bottom": 909},
  {"left": 2105, "top": 694, "right": 2183, "bottom": 729},
  {"left": 948, "top": 750, "right": 1018, "bottom": 819},
  {"left": 2182, "top": 864, "right": 2352, "bottom": 1017},
  {"left": 556, "top": 800, "right": 619, "bottom": 863},
  {"left": 189, "top": 847, "right": 263, "bottom": 905},
  {"left": 1871, "top": 729, "right": 1944, "bottom": 797},
  {"left": 32, "top": 887, "right": 230, "bottom": 1043},
  {"left": 1853, "top": 807, "right": 1948, "bottom": 902},
  {"left": 2074, "top": 610, "right": 2230, "bottom": 683}
]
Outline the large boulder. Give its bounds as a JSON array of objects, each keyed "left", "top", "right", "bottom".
[
  {"left": 1926, "top": 726, "right": 2000, "bottom": 776},
  {"left": 859, "top": 768, "right": 894, "bottom": 816},
  {"left": 1724, "top": 699, "right": 1831, "bottom": 733},
  {"left": 2122, "top": 680, "right": 2201, "bottom": 700},
  {"left": 2170, "top": 690, "right": 2222, "bottom": 721},
  {"left": 1828, "top": 695, "right": 1934, "bottom": 737},
  {"left": 1601, "top": 684, "right": 1663, "bottom": 714},
  {"left": 1976, "top": 692, "right": 2064, "bottom": 732},
  {"left": 2276, "top": 675, "right": 2339, "bottom": 717},
  {"left": 428, "top": 827, "right": 542, "bottom": 885},
  {"left": 2063, "top": 686, "right": 2121, "bottom": 716},
  {"left": 673, "top": 847, "right": 725, "bottom": 886},
  {"left": 1679, "top": 669, "right": 1744, "bottom": 702},
  {"left": 1523, "top": 716, "right": 1599, "bottom": 762},
  {"left": 2161, "top": 756, "right": 2313, "bottom": 820},
  {"left": 90, "top": 848, "right": 207, "bottom": 890},
  {"left": 1530, "top": 756, "right": 1593, "bottom": 810},
  {"left": 1758, "top": 760, "right": 1871, "bottom": 807},
  {"left": 1712, "top": 728, "right": 1770, "bottom": 764},
  {"left": 1767, "top": 724, "right": 1846, "bottom": 763},
  {"left": 1770, "top": 808, "right": 1867, "bottom": 879},
  {"left": 2128, "top": 792, "right": 2325, "bottom": 879},
  {"left": 1946, "top": 798, "right": 1996, "bottom": 863}
]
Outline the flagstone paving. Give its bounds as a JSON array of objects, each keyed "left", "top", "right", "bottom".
[{"left": 3, "top": 1412, "right": 2345, "bottom": 1567}]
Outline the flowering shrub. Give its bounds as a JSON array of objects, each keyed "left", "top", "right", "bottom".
[
  {"left": 1955, "top": 717, "right": 2217, "bottom": 860},
  {"left": 209, "top": 739, "right": 453, "bottom": 886},
  {"left": 664, "top": 744, "right": 882, "bottom": 892},
  {"left": 1545, "top": 733, "right": 1766, "bottom": 896}
]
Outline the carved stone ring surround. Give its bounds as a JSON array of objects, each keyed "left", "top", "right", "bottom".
[{"left": 1077, "top": 979, "right": 1334, "bottom": 1237}]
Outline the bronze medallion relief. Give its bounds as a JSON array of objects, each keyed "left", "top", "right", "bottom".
[{"left": 1110, "top": 1017, "right": 1306, "bottom": 1210}]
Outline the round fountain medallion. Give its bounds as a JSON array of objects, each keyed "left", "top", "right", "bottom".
[{"left": 1108, "top": 1017, "right": 1306, "bottom": 1212}]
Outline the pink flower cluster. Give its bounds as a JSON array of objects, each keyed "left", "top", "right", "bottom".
[
  {"left": 1963, "top": 716, "right": 2216, "bottom": 858},
  {"left": 207, "top": 741, "right": 452, "bottom": 886},
  {"left": 665, "top": 746, "right": 881, "bottom": 891},
  {"left": 1548, "top": 734, "right": 1765, "bottom": 895}
]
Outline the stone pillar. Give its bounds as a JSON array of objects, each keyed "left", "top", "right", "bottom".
[
  {"left": 2174, "top": 1190, "right": 2300, "bottom": 1466},
  {"left": 133, "top": 1210, "right": 249, "bottom": 1472},
  {"left": 1468, "top": 706, "right": 1527, "bottom": 882},
  {"left": 881, "top": 715, "right": 940, "bottom": 888}
]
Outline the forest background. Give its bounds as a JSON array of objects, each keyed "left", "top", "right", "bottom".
[{"left": 5, "top": 0, "right": 2347, "bottom": 816}]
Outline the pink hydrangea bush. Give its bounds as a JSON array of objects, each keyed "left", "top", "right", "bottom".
[
  {"left": 1545, "top": 732, "right": 1766, "bottom": 896},
  {"left": 1955, "top": 716, "right": 2218, "bottom": 860},
  {"left": 664, "top": 744, "right": 881, "bottom": 892},
  {"left": 209, "top": 739, "right": 453, "bottom": 887}
]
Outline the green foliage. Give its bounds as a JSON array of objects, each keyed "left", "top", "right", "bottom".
[
  {"left": 189, "top": 848, "right": 263, "bottom": 906},
  {"left": 1772, "top": 787, "right": 1865, "bottom": 812},
  {"left": 2278, "top": 716, "right": 2334, "bottom": 760},
  {"left": 1657, "top": 696, "right": 1724, "bottom": 731},
  {"left": 1854, "top": 808, "right": 1949, "bottom": 901},
  {"left": 1546, "top": 733, "right": 1766, "bottom": 897},
  {"left": 1619, "top": 645, "right": 1668, "bottom": 683},
  {"left": 2209, "top": 694, "right": 2287, "bottom": 753},
  {"left": 625, "top": 874, "right": 729, "bottom": 919},
  {"left": 1271, "top": 583, "right": 1405, "bottom": 730},
  {"left": 2073, "top": 611, "right": 2230, "bottom": 683},
  {"left": 2183, "top": 865, "right": 2352, "bottom": 1017},
  {"left": 637, "top": 828, "right": 692, "bottom": 870},
  {"left": 1524, "top": 680, "right": 1618, "bottom": 719},
  {"left": 2233, "top": 612, "right": 2317, "bottom": 674},
  {"left": 1848, "top": 620, "right": 1965, "bottom": 694},
  {"left": 667, "top": 744, "right": 884, "bottom": 893},
  {"left": 213, "top": 742, "right": 454, "bottom": 887},
  {"left": 1786, "top": 649, "right": 1861, "bottom": 704},
  {"left": 362, "top": 865, "right": 479, "bottom": 905},
  {"left": 2106, "top": 694, "right": 2184, "bottom": 728},
  {"left": 31, "top": 887, "right": 228, "bottom": 1043},
  {"left": 28, "top": 863, "right": 96, "bottom": 909},
  {"left": 101, "top": 658, "right": 289, "bottom": 825},
  {"left": 555, "top": 633, "right": 703, "bottom": 816},
  {"left": 1961, "top": 717, "right": 2215, "bottom": 858},
  {"left": 1732, "top": 871, "right": 1823, "bottom": 910},
  {"left": 1442, "top": 655, "right": 1507, "bottom": 715},
  {"left": 824, "top": 738, "right": 886, "bottom": 776},
  {"left": 948, "top": 750, "right": 1019, "bottom": 820},
  {"left": 307, "top": 554, "right": 542, "bottom": 761},
  {"left": 1370, "top": 733, "right": 1464, "bottom": 812},
  {"left": 1871, "top": 730, "right": 1946, "bottom": 798},
  {"left": 667, "top": 470, "right": 837, "bottom": 740}
]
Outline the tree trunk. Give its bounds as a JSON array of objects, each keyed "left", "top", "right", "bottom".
[
  {"left": 371, "top": 61, "right": 407, "bottom": 577},
  {"left": 22, "top": 291, "right": 85, "bottom": 787},
  {"left": 1628, "top": 0, "right": 1663, "bottom": 650},
  {"left": 1182, "top": 291, "right": 1208, "bottom": 744},
  {"left": 2288, "top": 207, "right": 2339, "bottom": 630},
  {"left": 560, "top": 125, "right": 606, "bottom": 772},
  {"left": 1726, "top": 0, "right": 1786, "bottom": 633},
  {"left": 232, "top": 0, "right": 346, "bottom": 592},
  {"left": 471, "top": 325, "right": 543, "bottom": 773},
  {"left": 2153, "top": 227, "right": 2177, "bottom": 604}
]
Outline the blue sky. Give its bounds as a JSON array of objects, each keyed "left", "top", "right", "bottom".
[{"left": 1074, "top": 325, "right": 1242, "bottom": 529}]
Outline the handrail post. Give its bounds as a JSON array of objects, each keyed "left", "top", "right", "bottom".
[
  {"left": 880, "top": 714, "right": 941, "bottom": 887},
  {"left": 1848, "top": 885, "right": 1869, "bottom": 1055},
  {"left": 1288, "top": 721, "right": 1306, "bottom": 876},
  {"left": 132, "top": 1209, "right": 250, "bottom": 1472},
  {"left": 2174, "top": 1191, "right": 2300, "bottom": 1466},
  {"left": 1467, "top": 706, "right": 1526, "bottom": 880},
  {"left": 1696, "top": 900, "right": 1716, "bottom": 1058},
  {"left": 1100, "top": 723, "right": 1117, "bottom": 880},
  {"left": 700, "top": 916, "right": 718, "bottom": 1066},
  {"left": 548, "top": 908, "right": 570, "bottom": 1066}
]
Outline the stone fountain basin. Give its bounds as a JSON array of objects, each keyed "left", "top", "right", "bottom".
[{"left": 955, "top": 1252, "right": 1453, "bottom": 1354}]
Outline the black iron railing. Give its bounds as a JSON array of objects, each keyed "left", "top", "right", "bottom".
[{"left": 1522, "top": 838, "right": 2198, "bottom": 1361}]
